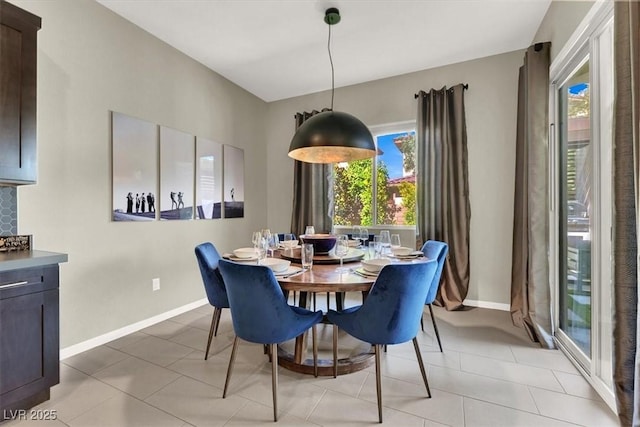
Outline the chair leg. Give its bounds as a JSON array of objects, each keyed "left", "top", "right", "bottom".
[
  {"left": 420, "top": 315, "right": 424, "bottom": 332},
  {"left": 332, "top": 324, "right": 338, "bottom": 378},
  {"left": 412, "top": 337, "right": 431, "bottom": 398},
  {"left": 312, "top": 324, "right": 318, "bottom": 377},
  {"left": 223, "top": 336, "right": 239, "bottom": 398},
  {"left": 271, "top": 343, "right": 278, "bottom": 422},
  {"left": 428, "top": 304, "right": 443, "bottom": 352},
  {"left": 213, "top": 306, "right": 222, "bottom": 336},
  {"left": 374, "top": 344, "right": 383, "bottom": 423},
  {"left": 204, "top": 309, "right": 218, "bottom": 360},
  {"left": 336, "top": 292, "right": 344, "bottom": 311}
]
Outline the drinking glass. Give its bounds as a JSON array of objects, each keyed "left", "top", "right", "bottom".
[
  {"left": 335, "top": 234, "right": 350, "bottom": 272},
  {"left": 379, "top": 230, "right": 391, "bottom": 256},
  {"left": 283, "top": 233, "right": 295, "bottom": 253},
  {"left": 368, "top": 241, "right": 376, "bottom": 260},
  {"left": 352, "top": 225, "right": 362, "bottom": 247},
  {"left": 251, "top": 231, "right": 262, "bottom": 251},
  {"left": 360, "top": 227, "right": 369, "bottom": 247},
  {"left": 373, "top": 235, "right": 382, "bottom": 258},
  {"left": 390, "top": 234, "right": 401, "bottom": 250},
  {"left": 305, "top": 225, "right": 315, "bottom": 235},
  {"left": 301, "top": 244, "right": 314, "bottom": 270},
  {"left": 256, "top": 237, "right": 267, "bottom": 264},
  {"left": 268, "top": 234, "right": 279, "bottom": 257}
]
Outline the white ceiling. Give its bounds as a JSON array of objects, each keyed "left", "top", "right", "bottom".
[{"left": 96, "top": 0, "right": 552, "bottom": 102}]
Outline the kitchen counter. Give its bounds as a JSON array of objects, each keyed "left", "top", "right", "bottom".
[
  {"left": 0, "top": 250, "right": 66, "bottom": 414},
  {"left": 0, "top": 250, "right": 68, "bottom": 272}
]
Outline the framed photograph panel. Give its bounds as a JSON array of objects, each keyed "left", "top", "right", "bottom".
[
  {"left": 223, "top": 145, "right": 245, "bottom": 218},
  {"left": 160, "top": 126, "right": 194, "bottom": 220},
  {"left": 195, "top": 137, "right": 223, "bottom": 219},
  {"left": 112, "top": 112, "right": 157, "bottom": 221}
]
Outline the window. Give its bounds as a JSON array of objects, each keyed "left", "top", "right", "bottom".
[{"left": 332, "top": 122, "right": 416, "bottom": 226}]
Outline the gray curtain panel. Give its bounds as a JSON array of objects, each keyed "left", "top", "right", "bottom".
[
  {"left": 612, "top": 2, "right": 639, "bottom": 425},
  {"left": 290, "top": 110, "right": 334, "bottom": 237},
  {"left": 416, "top": 84, "right": 470, "bottom": 311},
  {"left": 509, "top": 42, "right": 554, "bottom": 349}
]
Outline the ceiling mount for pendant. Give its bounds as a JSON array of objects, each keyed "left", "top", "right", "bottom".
[
  {"left": 324, "top": 8, "right": 341, "bottom": 25},
  {"left": 287, "top": 7, "right": 376, "bottom": 164}
]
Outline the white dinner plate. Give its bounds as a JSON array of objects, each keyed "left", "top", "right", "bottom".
[
  {"left": 391, "top": 251, "right": 424, "bottom": 260},
  {"left": 224, "top": 253, "right": 259, "bottom": 262}
]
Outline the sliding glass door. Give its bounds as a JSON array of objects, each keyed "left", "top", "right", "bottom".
[
  {"left": 550, "top": 2, "right": 614, "bottom": 409},
  {"left": 557, "top": 60, "right": 592, "bottom": 359}
]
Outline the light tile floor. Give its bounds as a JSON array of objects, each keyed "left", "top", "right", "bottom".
[{"left": 5, "top": 295, "right": 619, "bottom": 426}]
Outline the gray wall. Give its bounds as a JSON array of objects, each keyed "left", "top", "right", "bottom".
[
  {"left": 533, "top": 1, "right": 596, "bottom": 61},
  {"left": 8, "top": 0, "right": 598, "bottom": 348},
  {"left": 14, "top": 0, "right": 268, "bottom": 347},
  {"left": 265, "top": 50, "right": 525, "bottom": 306}
]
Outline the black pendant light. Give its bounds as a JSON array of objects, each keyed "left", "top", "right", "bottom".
[{"left": 288, "top": 8, "right": 376, "bottom": 164}]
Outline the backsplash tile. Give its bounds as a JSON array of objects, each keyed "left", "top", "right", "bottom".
[{"left": 0, "top": 187, "right": 17, "bottom": 235}]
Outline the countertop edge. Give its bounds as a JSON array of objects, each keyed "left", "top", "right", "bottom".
[{"left": 0, "top": 250, "right": 68, "bottom": 272}]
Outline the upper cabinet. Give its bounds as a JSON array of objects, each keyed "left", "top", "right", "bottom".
[{"left": 0, "top": 1, "right": 41, "bottom": 185}]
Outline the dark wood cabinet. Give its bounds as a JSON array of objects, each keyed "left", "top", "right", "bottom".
[
  {"left": 0, "top": 1, "right": 41, "bottom": 184},
  {"left": 0, "top": 265, "right": 59, "bottom": 413}
]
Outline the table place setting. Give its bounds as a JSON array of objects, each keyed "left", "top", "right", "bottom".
[
  {"left": 224, "top": 247, "right": 260, "bottom": 262},
  {"left": 389, "top": 250, "right": 424, "bottom": 260},
  {"left": 274, "top": 266, "right": 308, "bottom": 279},
  {"left": 352, "top": 267, "right": 379, "bottom": 278}
]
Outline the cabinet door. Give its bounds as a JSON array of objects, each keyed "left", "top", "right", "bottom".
[
  {"left": 0, "top": 1, "right": 41, "bottom": 184},
  {"left": 0, "top": 288, "right": 59, "bottom": 408}
]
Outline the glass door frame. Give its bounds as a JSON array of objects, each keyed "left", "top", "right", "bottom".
[{"left": 548, "top": 0, "right": 615, "bottom": 411}]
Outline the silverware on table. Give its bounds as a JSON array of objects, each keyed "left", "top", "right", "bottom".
[{"left": 280, "top": 268, "right": 307, "bottom": 279}]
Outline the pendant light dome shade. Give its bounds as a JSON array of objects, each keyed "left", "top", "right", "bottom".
[
  {"left": 288, "top": 111, "right": 376, "bottom": 163},
  {"left": 287, "top": 8, "right": 376, "bottom": 164}
]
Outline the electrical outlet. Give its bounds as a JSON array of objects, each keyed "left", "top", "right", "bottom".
[{"left": 152, "top": 278, "right": 160, "bottom": 291}]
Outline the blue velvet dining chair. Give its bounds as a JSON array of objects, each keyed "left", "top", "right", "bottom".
[
  {"left": 327, "top": 260, "right": 438, "bottom": 423},
  {"left": 194, "top": 242, "right": 230, "bottom": 360},
  {"left": 420, "top": 240, "right": 449, "bottom": 352},
  {"left": 218, "top": 259, "right": 323, "bottom": 422}
]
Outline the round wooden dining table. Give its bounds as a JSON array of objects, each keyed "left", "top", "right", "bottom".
[{"left": 276, "top": 256, "right": 377, "bottom": 376}]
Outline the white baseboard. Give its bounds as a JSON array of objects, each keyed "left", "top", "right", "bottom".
[
  {"left": 60, "top": 298, "right": 209, "bottom": 360},
  {"left": 463, "top": 299, "right": 510, "bottom": 311}
]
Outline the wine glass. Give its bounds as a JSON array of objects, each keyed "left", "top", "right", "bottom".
[
  {"left": 251, "top": 231, "right": 262, "bottom": 252},
  {"left": 335, "top": 234, "right": 350, "bottom": 273},
  {"left": 305, "top": 225, "right": 315, "bottom": 236},
  {"left": 360, "top": 227, "right": 369, "bottom": 247},
  {"left": 283, "top": 233, "right": 295, "bottom": 253},
  {"left": 268, "top": 234, "right": 279, "bottom": 258},
  {"left": 352, "top": 225, "right": 362, "bottom": 247},
  {"left": 391, "top": 234, "right": 401, "bottom": 250}
]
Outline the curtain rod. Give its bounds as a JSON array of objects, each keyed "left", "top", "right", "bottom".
[{"left": 414, "top": 83, "right": 469, "bottom": 99}]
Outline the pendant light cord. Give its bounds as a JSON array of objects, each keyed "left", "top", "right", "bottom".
[{"left": 328, "top": 21, "right": 335, "bottom": 111}]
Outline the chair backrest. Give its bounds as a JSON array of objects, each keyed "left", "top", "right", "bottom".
[
  {"left": 421, "top": 240, "right": 448, "bottom": 304},
  {"left": 218, "top": 259, "right": 316, "bottom": 344},
  {"left": 277, "top": 233, "right": 297, "bottom": 241},
  {"left": 195, "top": 242, "right": 229, "bottom": 309},
  {"left": 351, "top": 260, "right": 438, "bottom": 345}
]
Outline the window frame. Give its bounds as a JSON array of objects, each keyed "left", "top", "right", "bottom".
[{"left": 332, "top": 120, "right": 416, "bottom": 227}]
